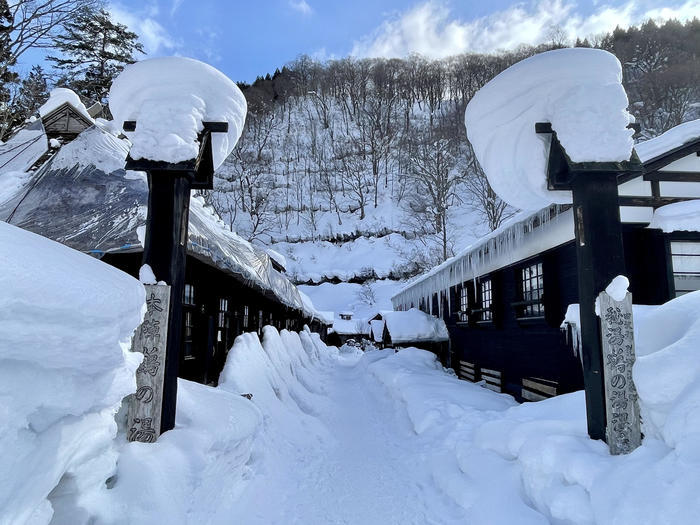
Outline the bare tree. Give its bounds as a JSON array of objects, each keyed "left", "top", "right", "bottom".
[{"left": 463, "top": 142, "right": 515, "bottom": 231}]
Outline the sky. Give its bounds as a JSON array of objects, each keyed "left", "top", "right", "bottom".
[{"left": 19, "top": 0, "right": 700, "bottom": 83}]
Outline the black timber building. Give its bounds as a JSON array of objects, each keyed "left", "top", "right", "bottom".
[{"left": 392, "top": 121, "right": 700, "bottom": 401}]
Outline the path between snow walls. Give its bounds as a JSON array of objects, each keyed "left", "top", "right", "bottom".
[{"left": 99, "top": 289, "right": 700, "bottom": 524}]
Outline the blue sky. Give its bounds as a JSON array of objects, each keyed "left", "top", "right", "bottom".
[{"left": 20, "top": 0, "right": 700, "bottom": 83}]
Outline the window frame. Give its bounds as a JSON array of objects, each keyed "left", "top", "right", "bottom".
[
  {"left": 513, "top": 261, "right": 545, "bottom": 320},
  {"left": 473, "top": 277, "right": 493, "bottom": 324}
]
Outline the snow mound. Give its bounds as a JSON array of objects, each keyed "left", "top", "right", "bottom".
[
  {"left": 39, "top": 88, "right": 94, "bottom": 122},
  {"left": 369, "top": 290, "right": 700, "bottom": 524},
  {"left": 648, "top": 199, "right": 700, "bottom": 233},
  {"left": 0, "top": 221, "right": 145, "bottom": 525},
  {"left": 109, "top": 57, "right": 247, "bottom": 169},
  {"left": 465, "top": 48, "right": 634, "bottom": 211},
  {"left": 99, "top": 379, "right": 261, "bottom": 524},
  {"left": 46, "top": 125, "right": 130, "bottom": 173}
]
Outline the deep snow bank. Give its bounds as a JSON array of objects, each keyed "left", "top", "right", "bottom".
[
  {"left": 0, "top": 221, "right": 145, "bottom": 525},
  {"left": 368, "top": 291, "right": 700, "bottom": 524},
  {"left": 101, "top": 326, "right": 337, "bottom": 525}
]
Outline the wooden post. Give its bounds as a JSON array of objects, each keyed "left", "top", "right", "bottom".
[
  {"left": 598, "top": 289, "right": 641, "bottom": 454},
  {"left": 127, "top": 284, "right": 171, "bottom": 442},
  {"left": 571, "top": 172, "right": 627, "bottom": 441},
  {"left": 141, "top": 172, "right": 192, "bottom": 434}
]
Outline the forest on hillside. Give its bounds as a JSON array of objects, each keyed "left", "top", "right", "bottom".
[
  {"left": 205, "top": 18, "right": 700, "bottom": 273},
  {"left": 1, "top": 4, "right": 699, "bottom": 277}
]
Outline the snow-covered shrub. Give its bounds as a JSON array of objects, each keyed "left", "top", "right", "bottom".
[{"left": 0, "top": 221, "right": 145, "bottom": 525}]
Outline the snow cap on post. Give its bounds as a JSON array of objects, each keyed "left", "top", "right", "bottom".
[
  {"left": 109, "top": 56, "right": 247, "bottom": 169},
  {"left": 465, "top": 48, "right": 634, "bottom": 211}
]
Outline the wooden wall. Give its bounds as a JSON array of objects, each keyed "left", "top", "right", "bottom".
[
  {"left": 442, "top": 224, "right": 677, "bottom": 401},
  {"left": 101, "top": 251, "right": 322, "bottom": 386}
]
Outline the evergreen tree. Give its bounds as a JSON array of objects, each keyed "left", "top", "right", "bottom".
[
  {"left": 16, "top": 65, "right": 50, "bottom": 116},
  {"left": 47, "top": 7, "right": 144, "bottom": 104}
]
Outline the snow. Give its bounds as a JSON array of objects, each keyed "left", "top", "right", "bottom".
[
  {"left": 0, "top": 221, "right": 145, "bottom": 525},
  {"left": 0, "top": 121, "right": 48, "bottom": 174},
  {"left": 465, "top": 48, "right": 634, "bottom": 211},
  {"left": 265, "top": 248, "right": 287, "bottom": 269},
  {"left": 605, "top": 275, "right": 629, "bottom": 301},
  {"left": 332, "top": 316, "right": 369, "bottom": 336},
  {"left": 38, "top": 88, "right": 94, "bottom": 122},
  {"left": 635, "top": 118, "right": 700, "bottom": 163},
  {"left": 46, "top": 125, "right": 130, "bottom": 174},
  {"left": 648, "top": 199, "right": 700, "bottom": 233},
  {"left": 138, "top": 264, "right": 157, "bottom": 284},
  {"left": 370, "top": 319, "right": 385, "bottom": 342},
  {"left": 378, "top": 308, "right": 449, "bottom": 343},
  {"left": 109, "top": 57, "right": 247, "bottom": 169}
]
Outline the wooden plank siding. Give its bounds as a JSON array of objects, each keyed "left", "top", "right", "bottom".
[
  {"left": 442, "top": 224, "right": 680, "bottom": 402},
  {"left": 101, "top": 251, "right": 323, "bottom": 386}
]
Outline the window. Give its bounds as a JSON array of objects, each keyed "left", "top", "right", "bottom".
[
  {"left": 184, "top": 310, "right": 195, "bottom": 359},
  {"left": 218, "top": 298, "right": 230, "bottom": 343},
  {"left": 517, "top": 261, "right": 545, "bottom": 318},
  {"left": 243, "top": 305, "right": 249, "bottom": 328},
  {"left": 458, "top": 285, "right": 469, "bottom": 322},
  {"left": 671, "top": 241, "right": 700, "bottom": 296},
  {"left": 479, "top": 279, "right": 493, "bottom": 322},
  {"left": 183, "top": 284, "right": 195, "bottom": 305},
  {"left": 258, "top": 310, "right": 264, "bottom": 334}
]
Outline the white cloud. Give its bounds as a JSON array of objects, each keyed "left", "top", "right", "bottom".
[
  {"left": 289, "top": 0, "right": 313, "bottom": 16},
  {"left": 351, "top": 0, "right": 700, "bottom": 58},
  {"left": 109, "top": 3, "right": 178, "bottom": 55}
]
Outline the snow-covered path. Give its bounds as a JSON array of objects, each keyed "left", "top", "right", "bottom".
[{"left": 226, "top": 352, "right": 469, "bottom": 525}]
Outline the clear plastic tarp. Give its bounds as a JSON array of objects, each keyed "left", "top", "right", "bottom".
[{"left": 0, "top": 124, "right": 316, "bottom": 317}]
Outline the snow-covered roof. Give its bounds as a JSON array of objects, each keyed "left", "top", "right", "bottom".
[
  {"left": 0, "top": 120, "right": 47, "bottom": 173},
  {"left": 635, "top": 118, "right": 700, "bottom": 164},
  {"left": 648, "top": 200, "right": 700, "bottom": 233},
  {"left": 332, "top": 317, "right": 369, "bottom": 336},
  {"left": 265, "top": 248, "right": 287, "bottom": 270},
  {"left": 109, "top": 57, "right": 246, "bottom": 170},
  {"left": 392, "top": 205, "right": 574, "bottom": 310},
  {"left": 377, "top": 309, "right": 449, "bottom": 344},
  {"left": 395, "top": 117, "right": 700, "bottom": 311},
  {"left": 39, "top": 88, "right": 94, "bottom": 123},
  {"left": 465, "top": 48, "right": 634, "bottom": 211},
  {"left": 0, "top": 124, "right": 316, "bottom": 318}
]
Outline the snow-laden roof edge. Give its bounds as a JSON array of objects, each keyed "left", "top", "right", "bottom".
[{"left": 635, "top": 118, "right": 700, "bottom": 164}]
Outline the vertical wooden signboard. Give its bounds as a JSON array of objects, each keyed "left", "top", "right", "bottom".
[
  {"left": 598, "top": 290, "right": 641, "bottom": 455},
  {"left": 127, "top": 284, "right": 171, "bottom": 443}
]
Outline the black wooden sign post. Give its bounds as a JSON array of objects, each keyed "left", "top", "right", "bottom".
[
  {"left": 125, "top": 121, "right": 227, "bottom": 434},
  {"left": 536, "top": 122, "right": 642, "bottom": 441}
]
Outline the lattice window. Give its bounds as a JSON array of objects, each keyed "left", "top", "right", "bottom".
[
  {"left": 480, "top": 279, "right": 493, "bottom": 322},
  {"left": 518, "top": 262, "right": 545, "bottom": 318},
  {"left": 459, "top": 285, "right": 469, "bottom": 322},
  {"left": 218, "top": 298, "right": 230, "bottom": 343},
  {"left": 243, "top": 305, "right": 249, "bottom": 328},
  {"left": 671, "top": 241, "right": 700, "bottom": 297},
  {"left": 183, "top": 283, "right": 195, "bottom": 305},
  {"left": 184, "top": 310, "right": 195, "bottom": 359}
]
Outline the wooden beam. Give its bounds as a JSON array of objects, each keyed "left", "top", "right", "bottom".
[
  {"left": 122, "top": 121, "right": 228, "bottom": 133},
  {"left": 643, "top": 171, "right": 700, "bottom": 182},
  {"left": 618, "top": 196, "right": 694, "bottom": 207}
]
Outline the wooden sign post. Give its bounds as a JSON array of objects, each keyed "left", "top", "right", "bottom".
[
  {"left": 536, "top": 123, "right": 643, "bottom": 450},
  {"left": 127, "top": 284, "right": 171, "bottom": 442},
  {"left": 124, "top": 121, "right": 228, "bottom": 435},
  {"left": 598, "top": 290, "right": 642, "bottom": 454}
]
